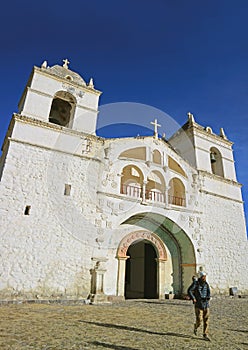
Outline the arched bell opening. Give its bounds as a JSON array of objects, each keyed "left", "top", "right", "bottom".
[
  {"left": 49, "top": 91, "right": 76, "bottom": 128},
  {"left": 210, "top": 147, "right": 224, "bottom": 177}
]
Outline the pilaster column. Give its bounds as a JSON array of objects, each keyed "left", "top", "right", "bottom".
[
  {"left": 163, "top": 151, "right": 168, "bottom": 168},
  {"left": 164, "top": 188, "right": 167, "bottom": 206},
  {"left": 142, "top": 181, "right": 148, "bottom": 202},
  {"left": 117, "top": 257, "right": 129, "bottom": 297},
  {"left": 146, "top": 146, "right": 152, "bottom": 163},
  {"left": 156, "top": 258, "right": 167, "bottom": 299}
]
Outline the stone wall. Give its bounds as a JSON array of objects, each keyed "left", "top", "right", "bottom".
[
  {"left": 0, "top": 141, "right": 103, "bottom": 300},
  {"left": 199, "top": 191, "right": 247, "bottom": 294}
]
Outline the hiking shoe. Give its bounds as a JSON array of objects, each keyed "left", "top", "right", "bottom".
[
  {"left": 193, "top": 324, "right": 197, "bottom": 335},
  {"left": 203, "top": 334, "right": 211, "bottom": 341}
]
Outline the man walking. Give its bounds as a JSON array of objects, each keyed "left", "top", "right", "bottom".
[{"left": 188, "top": 271, "right": 211, "bottom": 341}]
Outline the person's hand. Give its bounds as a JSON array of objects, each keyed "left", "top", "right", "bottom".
[{"left": 193, "top": 298, "right": 196, "bottom": 304}]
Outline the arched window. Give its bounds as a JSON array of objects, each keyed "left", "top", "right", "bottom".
[
  {"left": 49, "top": 91, "right": 76, "bottom": 128},
  {"left": 168, "top": 178, "right": 186, "bottom": 206},
  {"left": 120, "top": 165, "right": 144, "bottom": 198},
  {"left": 119, "top": 147, "right": 146, "bottom": 161},
  {"left": 153, "top": 150, "right": 162, "bottom": 165},
  {"left": 168, "top": 156, "right": 186, "bottom": 177},
  {"left": 210, "top": 147, "right": 224, "bottom": 177},
  {"left": 146, "top": 170, "right": 165, "bottom": 203}
]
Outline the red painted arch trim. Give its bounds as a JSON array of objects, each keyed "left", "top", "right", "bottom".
[{"left": 117, "top": 230, "right": 167, "bottom": 260}]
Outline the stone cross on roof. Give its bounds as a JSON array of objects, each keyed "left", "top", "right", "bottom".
[
  {"left": 150, "top": 118, "right": 161, "bottom": 139},
  {"left": 62, "top": 58, "right": 70, "bottom": 69}
]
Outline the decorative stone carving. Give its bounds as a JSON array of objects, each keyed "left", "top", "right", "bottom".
[
  {"left": 107, "top": 201, "right": 114, "bottom": 209},
  {"left": 95, "top": 219, "right": 102, "bottom": 228},
  {"left": 106, "top": 221, "right": 112, "bottom": 229},
  {"left": 104, "top": 147, "right": 109, "bottom": 159},
  {"left": 102, "top": 180, "right": 107, "bottom": 186},
  {"left": 189, "top": 216, "right": 195, "bottom": 228},
  {"left": 180, "top": 214, "right": 186, "bottom": 221},
  {"left": 220, "top": 127, "right": 227, "bottom": 139},
  {"left": 187, "top": 112, "right": 195, "bottom": 123},
  {"left": 205, "top": 126, "right": 213, "bottom": 134},
  {"left": 96, "top": 236, "right": 104, "bottom": 244},
  {"left": 117, "top": 230, "right": 167, "bottom": 260},
  {"left": 98, "top": 199, "right": 104, "bottom": 207},
  {"left": 88, "top": 78, "right": 94, "bottom": 89},
  {"left": 119, "top": 203, "right": 124, "bottom": 211},
  {"left": 81, "top": 138, "right": 92, "bottom": 154},
  {"left": 41, "top": 60, "right": 48, "bottom": 69},
  {"left": 90, "top": 258, "right": 108, "bottom": 304},
  {"left": 62, "top": 82, "right": 85, "bottom": 99}
]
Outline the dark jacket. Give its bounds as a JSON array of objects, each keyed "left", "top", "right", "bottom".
[{"left": 188, "top": 278, "right": 211, "bottom": 309}]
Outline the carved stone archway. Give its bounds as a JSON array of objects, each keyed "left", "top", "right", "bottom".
[{"left": 116, "top": 230, "right": 167, "bottom": 299}]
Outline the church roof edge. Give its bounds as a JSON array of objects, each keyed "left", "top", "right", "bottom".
[
  {"left": 169, "top": 119, "right": 233, "bottom": 146},
  {"left": 33, "top": 65, "right": 102, "bottom": 95}
]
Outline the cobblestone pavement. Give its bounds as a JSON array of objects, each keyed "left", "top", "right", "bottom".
[{"left": 0, "top": 297, "right": 247, "bottom": 350}]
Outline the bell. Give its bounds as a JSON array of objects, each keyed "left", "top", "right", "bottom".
[{"left": 210, "top": 152, "right": 216, "bottom": 163}]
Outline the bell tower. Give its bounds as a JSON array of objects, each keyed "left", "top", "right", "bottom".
[
  {"left": 18, "top": 59, "right": 102, "bottom": 135},
  {"left": 168, "top": 112, "right": 237, "bottom": 182}
]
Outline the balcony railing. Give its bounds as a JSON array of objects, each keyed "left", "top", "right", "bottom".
[
  {"left": 121, "top": 185, "right": 185, "bottom": 207},
  {"left": 168, "top": 195, "right": 186, "bottom": 207},
  {"left": 146, "top": 190, "right": 165, "bottom": 203},
  {"left": 121, "top": 184, "right": 141, "bottom": 198}
]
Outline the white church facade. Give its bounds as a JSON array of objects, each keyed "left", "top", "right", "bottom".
[{"left": 0, "top": 60, "right": 247, "bottom": 302}]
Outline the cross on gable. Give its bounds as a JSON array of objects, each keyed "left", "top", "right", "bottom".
[
  {"left": 150, "top": 118, "right": 161, "bottom": 139},
  {"left": 63, "top": 58, "right": 70, "bottom": 69}
]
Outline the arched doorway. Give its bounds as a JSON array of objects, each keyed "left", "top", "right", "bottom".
[
  {"left": 117, "top": 214, "right": 197, "bottom": 299},
  {"left": 125, "top": 241, "right": 157, "bottom": 299},
  {"left": 116, "top": 230, "right": 167, "bottom": 300}
]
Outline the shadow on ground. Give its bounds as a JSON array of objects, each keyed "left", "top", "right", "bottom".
[
  {"left": 89, "top": 341, "right": 140, "bottom": 350},
  {"left": 142, "top": 300, "right": 192, "bottom": 307},
  {"left": 79, "top": 320, "right": 205, "bottom": 342}
]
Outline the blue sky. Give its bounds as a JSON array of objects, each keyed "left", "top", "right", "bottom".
[{"left": 0, "top": 0, "right": 247, "bottom": 227}]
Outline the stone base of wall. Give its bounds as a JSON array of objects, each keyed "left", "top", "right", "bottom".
[{"left": 107, "top": 295, "right": 125, "bottom": 303}]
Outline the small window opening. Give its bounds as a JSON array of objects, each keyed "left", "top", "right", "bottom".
[
  {"left": 64, "top": 184, "right": 71, "bottom": 196},
  {"left": 24, "top": 205, "right": 31, "bottom": 215},
  {"left": 65, "top": 75, "right": 73, "bottom": 81}
]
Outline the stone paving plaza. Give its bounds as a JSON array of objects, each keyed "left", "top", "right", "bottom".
[{"left": 0, "top": 297, "right": 247, "bottom": 350}]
